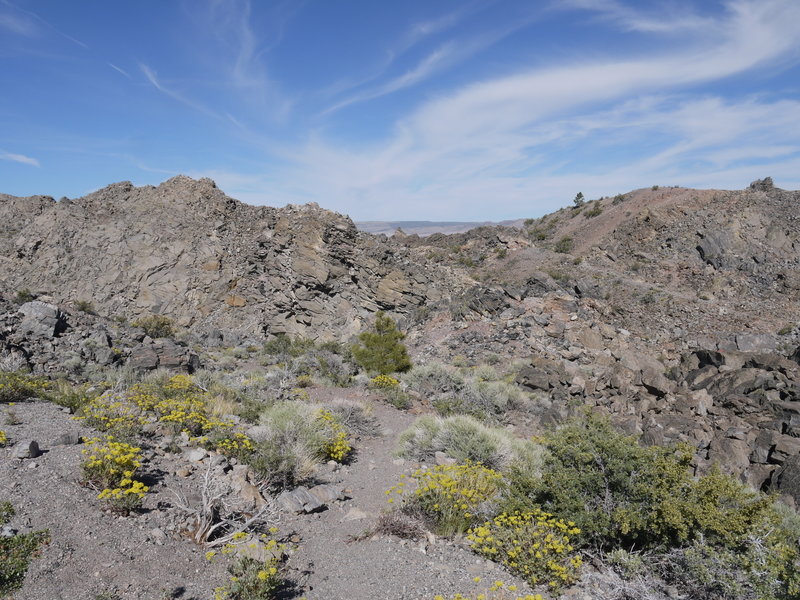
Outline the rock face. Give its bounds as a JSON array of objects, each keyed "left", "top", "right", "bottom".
[{"left": 0, "top": 176, "right": 470, "bottom": 341}]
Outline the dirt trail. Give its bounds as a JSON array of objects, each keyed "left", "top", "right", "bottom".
[
  {"left": 282, "top": 397, "right": 532, "bottom": 600},
  {"left": 1, "top": 396, "right": 532, "bottom": 600}
]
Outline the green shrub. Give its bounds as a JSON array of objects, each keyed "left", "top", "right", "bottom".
[
  {"left": 583, "top": 204, "right": 603, "bottom": 218},
  {"left": 13, "top": 289, "right": 34, "bottom": 304},
  {"left": 0, "top": 501, "right": 50, "bottom": 594},
  {"left": 554, "top": 236, "right": 574, "bottom": 254},
  {"left": 351, "top": 312, "right": 412, "bottom": 375},
  {"left": 512, "top": 414, "right": 779, "bottom": 551},
  {"left": 381, "top": 386, "right": 411, "bottom": 409},
  {"left": 262, "top": 334, "right": 316, "bottom": 358},
  {"left": 74, "top": 299, "right": 96, "bottom": 314},
  {"left": 50, "top": 380, "right": 95, "bottom": 413},
  {"left": 131, "top": 314, "right": 175, "bottom": 338}
]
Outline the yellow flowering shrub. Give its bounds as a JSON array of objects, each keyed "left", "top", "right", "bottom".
[
  {"left": 0, "top": 372, "right": 50, "bottom": 403},
  {"left": 468, "top": 509, "right": 582, "bottom": 592},
  {"left": 212, "top": 432, "right": 255, "bottom": 458},
  {"left": 78, "top": 374, "right": 234, "bottom": 440},
  {"left": 370, "top": 374, "right": 400, "bottom": 389},
  {"left": 81, "top": 436, "right": 148, "bottom": 513},
  {"left": 387, "top": 462, "right": 503, "bottom": 536},
  {"left": 77, "top": 394, "right": 146, "bottom": 440},
  {"left": 317, "top": 409, "right": 351, "bottom": 462},
  {"left": 0, "top": 430, "right": 7, "bottom": 447},
  {"left": 210, "top": 530, "right": 286, "bottom": 600},
  {"left": 130, "top": 374, "right": 232, "bottom": 435}
]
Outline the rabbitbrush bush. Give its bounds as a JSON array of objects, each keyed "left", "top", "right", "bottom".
[
  {"left": 386, "top": 462, "right": 504, "bottom": 536},
  {"left": 0, "top": 372, "right": 50, "bottom": 403},
  {"left": 209, "top": 530, "right": 288, "bottom": 600},
  {"left": 81, "top": 436, "right": 148, "bottom": 513},
  {"left": 78, "top": 373, "right": 235, "bottom": 440},
  {"left": 468, "top": 509, "right": 582, "bottom": 593}
]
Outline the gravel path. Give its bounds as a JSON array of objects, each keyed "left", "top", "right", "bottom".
[{"left": 1, "top": 397, "right": 535, "bottom": 600}]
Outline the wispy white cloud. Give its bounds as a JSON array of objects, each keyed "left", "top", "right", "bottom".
[
  {"left": 558, "top": 0, "right": 716, "bottom": 34},
  {"left": 108, "top": 63, "right": 131, "bottom": 79},
  {"left": 322, "top": 44, "right": 457, "bottom": 115},
  {"left": 0, "top": 150, "right": 40, "bottom": 167},
  {"left": 322, "top": 4, "right": 543, "bottom": 114},
  {"left": 0, "top": 11, "right": 36, "bottom": 36},
  {"left": 1, "top": 0, "right": 87, "bottom": 47},
  {"left": 245, "top": 0, "right": 800, "bottom": 220},
  {"left": 200, "top": 0, "right": 294, "bottom": 122},
  {"left": 140, "top": 63, "right": 224, "bottom": 119}
]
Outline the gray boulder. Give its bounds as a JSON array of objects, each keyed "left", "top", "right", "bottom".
[{"left": 18, "top": 301, "right": 67, "bottom": 338}]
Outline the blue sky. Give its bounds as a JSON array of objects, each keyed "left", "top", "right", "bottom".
[{"left": 1, "top": 0, "right": 799, "bottom": 221}]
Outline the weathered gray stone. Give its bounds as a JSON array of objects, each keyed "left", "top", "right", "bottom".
[
  {"left": 277, "top": 486, "right": 325, "bottom": 513},
  {"left": 735, "top": 333, "right": 777, "bottom": 353},
  {"left": 18, "top": 301, "right": 67, "bottom": 338},
  {"left": 184, "top": 448, "right": 208, "bottom": 462},
  {"left": 13, "top": 440, "right": 41, "bottom": 459},
  {"left": 51, "top": 432, "right": 82, "bottom": 446}
]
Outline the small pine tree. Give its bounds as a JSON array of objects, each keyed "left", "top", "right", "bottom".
[
  {"left": 573, "top": 192, "right": 585, "bottom": 207},
  {"left": 352, "top": 312, "right": 412, "bottom": 375}
]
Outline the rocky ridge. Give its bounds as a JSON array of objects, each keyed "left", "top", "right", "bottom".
[{"left": 0, "top": 176, "right": 471, "bottom": 343}]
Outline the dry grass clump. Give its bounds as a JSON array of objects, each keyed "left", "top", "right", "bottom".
[
  {"left": 402, "top": 362, "right": 526, "bottom": 421},
  {"left": 247, "top": 401, "right": 353, "bottom": 490},
  {"left": 396, "top": 414, "right": 542, "bottom": 476},
  {"left": 371, "top": 510, "right": 426, "bottom": 540}
]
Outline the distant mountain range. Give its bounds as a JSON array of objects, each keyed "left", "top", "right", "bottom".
[{"left": 355, "top": 219, "right": 524, "bottom": 236}]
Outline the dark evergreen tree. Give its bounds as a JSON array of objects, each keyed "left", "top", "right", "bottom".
[{"left": 351, "top": 311, "right": 412, "bottom": 375}]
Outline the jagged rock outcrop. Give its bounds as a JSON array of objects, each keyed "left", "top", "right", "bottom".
[{"left": 0, "top": 176, "right": 471, "bottom": 341}]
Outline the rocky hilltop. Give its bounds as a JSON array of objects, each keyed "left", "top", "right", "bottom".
[{"left": 0, "top": 176, "right": 471, "bottom": 342}]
